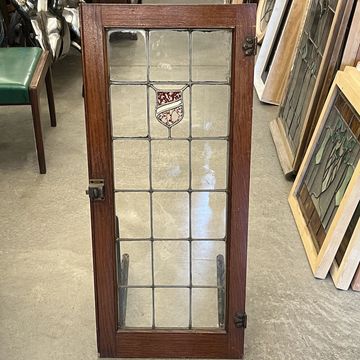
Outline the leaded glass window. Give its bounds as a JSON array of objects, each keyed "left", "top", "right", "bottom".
[
  {"left": 297, "top": 90, "right": 360, "bottom": 252},
  {"left": 109, "top": 29, "right": 231, "bottom": 329},
  {"left": 279, "top": 0, "right": 338, "bottom": 153}
]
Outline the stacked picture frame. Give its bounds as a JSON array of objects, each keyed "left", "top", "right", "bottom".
[
  {"left": 340, "top": 0, "right": 360, "bottom": 69},
  {"left": 270, "top": 0, "right": 355, "bottom": 177},
  {"left": 254, "top": 0, "right": 308, "bottom": 105},
  {"left": 289, "top": 67, "right": 360, "bottom": 290}
]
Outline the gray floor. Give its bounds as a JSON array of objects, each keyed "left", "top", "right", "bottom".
[{"left": 1, "top": 7, "right": 360, "bottom": 360}]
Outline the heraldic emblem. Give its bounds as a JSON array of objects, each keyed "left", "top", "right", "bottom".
[{"left": 153, "top": 85, "right": 187, "bottom": 137}]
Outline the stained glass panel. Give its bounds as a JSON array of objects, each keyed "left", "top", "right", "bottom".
[
  {"left": 297, "top": 90, "right": 360, "bottom": 251},
  {"left": 279, "top": 0, "right": 338, "bottom": 153},
  {"left": 109, "top": 29, "right": 231, "bottom": 330}
]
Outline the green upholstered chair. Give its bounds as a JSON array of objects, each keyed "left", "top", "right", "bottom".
[{"left": 0, "top": 47, "right": 56, "bottom": 174}]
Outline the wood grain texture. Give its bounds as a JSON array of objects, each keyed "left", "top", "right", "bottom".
[
  {"left": 352, "top": 264, "right": 360, "bottom": 291},
  {"left": 261, "top": 0, "right": 309, "bottom": 105},
  {"left": 80, "top": 5, "right": 117, "bottom": 356},
  {"left": 269, "top": 117, "right": 294, "bottom": 177},
  {"left": 340, "top": 0, "right": 360, "bottom": 69},
  {"left": 330, "top": 219, "right": 360, "bottom": 290},
  {"left": 289, "top": 70, "right": 360, "bottom": 279},
  {"left": 254, "top": 0, "right": 289, "bottom": 102},
  {"left": 81, "top": 4, "right": 255, "bottom": 358}
]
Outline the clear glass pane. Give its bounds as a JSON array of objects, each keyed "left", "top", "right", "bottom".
[
  {"left": 155, "top": 288, "right": 189, "bottom": 328},
  {"left": 111, "top": 28, "right": 231, "bottom": 330},
  {"left": 191, "top": 192, "right": 227, "bottom": 239},
  {"left": 192, "top": 30, "right": 231, "bottom": 82},
  {"left": 154, "top": 241, "right": 189, "bottom": 286},
  {"left": 192, "top": 85, "right": 230, "bottom": 137},
  {"left": 111, "top": 85, "right": 148, "bottom": 137},
  {"left": 192, "top": 288, "right": 219, "bottom": 328},
  {"left": 192, "top": 241, "right": 225, "bottom": 286},
  {"left": 123, "top": 288, "right": 152, "bottom": 327},
  {"left": 191, "top": 140, "right": 228, "bottom": 190},
  {"left": 153, "top": 192, "right": 189, "bottom": 238},
  {"left": 150, "top": 30, "right": 189, "bottom": 81},
  {"left": 152, "top": 140, "right": 189, "bottom": 190},
  {"left": 114, "top": 140, "right": 149, "bottom": 189},
  {"left": 119, "top": 241, "right": 152, "bottom": 285},
  {"left": 149, "top": 85, "right": 190, "bottom": 138},
  {"left": 108, "top": 29, "right": 147, "bottom": 81},
  {"left": 116, "top": 192, "right": 151, "bottom": 238}
]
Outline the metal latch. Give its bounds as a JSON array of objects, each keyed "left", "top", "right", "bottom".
[
  {"left": 86, "top": 179, "right": 105, "bottom": 201},
  {"left": 234, "top": 312, "right": 247, "bottom": 328},
  {"left": 243, "top": 37, "right": 257, "bottom": 56}
]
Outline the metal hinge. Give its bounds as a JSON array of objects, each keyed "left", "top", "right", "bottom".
[
  {"left": 234, "top": 312, "right": 247, "bottom": 328},
  {"left": 86, "top": 179, "right": 105, "bottom": 201},
  {"left": 243, "top": 37, "right": 257, "bottom": 56}
]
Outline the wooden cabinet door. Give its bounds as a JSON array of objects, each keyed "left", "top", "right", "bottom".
[{"left": 81, "top": 4, "right": 255, "bottom": 358}]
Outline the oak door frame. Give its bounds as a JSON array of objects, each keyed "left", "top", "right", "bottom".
[
  {"left": 81, "top": 4, "right": 256, "bottom": 358},
  {"left": 288, "top": 70, "right": 360, "bottom": 279}
]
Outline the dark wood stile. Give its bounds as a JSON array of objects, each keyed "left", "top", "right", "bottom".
[{"left": 81, "top": 4, "right": 255, "bottom": 358}]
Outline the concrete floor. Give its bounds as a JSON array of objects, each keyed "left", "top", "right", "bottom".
[{"left": 1, "top": 2, "right": 360, "bottom": 360}]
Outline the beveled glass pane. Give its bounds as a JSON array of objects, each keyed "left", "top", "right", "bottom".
[
  {"left": 113, "top": 140, "right": 149, "bottom": 189},
  {"left": 150, "top": 30, "right": 189, "bottom": 81},
  {"left": 108, "top": 30, "right": 147, "bottom": 81},
  {"left": 192, "top": 30, "right": 231, "bottom": 81},
  {"left": 120, "top": 241, "right": 152, "bottom": 285},
  {"left": 154, "top": 241, "right": 189, "bottom": 286},
  {"left": 192, "top": 288, "right": 219, "bottom": 328},
  {"left": 191, "top": 140, "right": 228, "bottom": 190},
  {"left": 192, "top": 85, "right": 230, "bottom": 137},
  {"left": 191, "top": 192, "right": 227, "bottom": 239},
  {"left": 152, "top": 140, "right": 189, "bottom": 190},
  {"left": 111, "top": 85, "right": 147, "bottom": 137},
  {"left": 149, "top": 85, "right": 190, "bottom": 138},
  {"left": 192, "top": 241, "right": 225, "bottom": 286},
  {"left": 116, "top": 192, "right": 151, "bottom": 238},
  {"left": 153, "top": 192, "right": 189, "bottom": 238},
  {"left": 155, "top": 288, "right": 189, "bottom": 328},
  {"left": 124, "top": 288, "right": 152, "bottom": 327}
]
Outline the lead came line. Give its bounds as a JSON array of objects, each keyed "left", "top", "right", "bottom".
[
  {"left": 188, "top": 29, "right": 193, "bottom": 329},
  {"left": 145, "top": 29, "right": 156, "bottom": 329}
]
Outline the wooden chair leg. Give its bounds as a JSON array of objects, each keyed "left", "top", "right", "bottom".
[
  {"left": 30, "top": 90, "right": 46, "bottom": 174},
  {"left": 45, "top": 68, "right": 56, "bottom": 127}
]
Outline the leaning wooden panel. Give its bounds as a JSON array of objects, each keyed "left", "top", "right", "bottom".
[
  {"left": 261, "top": 0, "right": 309, "bottom": 105},
  {"left": 352, "top": 264, "right": 360, "bottom": 291},
  {"left": 255, "top": 0, "right": 308, "bottom": 105},
  {"left": 330, "top": 208, "right": 360, "bottom": 290},
  {"left": 81, "top": 3, "right": 255, "bottom": 358},
  {"left": 340, "top": 0, "right": 360, "bottom": 69},
  {"left": 271, "top": 0, "right": 355, "bottom": 177},
  {"left": 289, "top": 70, "right": 360, "bottom": 279}
]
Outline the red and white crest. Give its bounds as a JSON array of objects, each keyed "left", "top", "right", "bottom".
[{"left": 155, "top": 90, "right": 184, "bottom": 128}]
